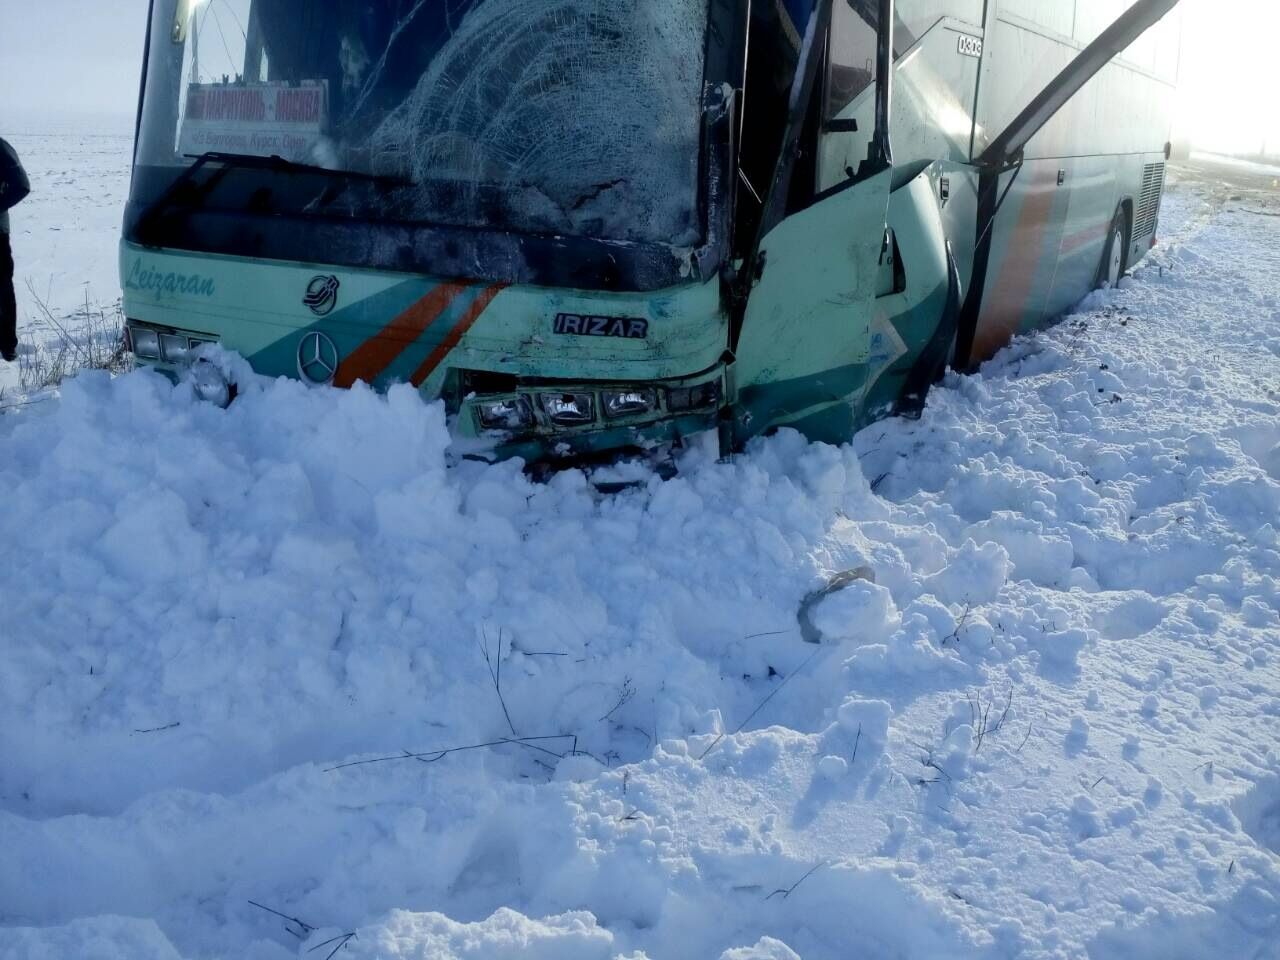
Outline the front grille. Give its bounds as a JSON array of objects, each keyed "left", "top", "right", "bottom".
[
  {"left": 463, "top": 373, "right": 723, "bottom": 436},
  {"left": 1135, "top": 162, "right": 1165, "bottom": 239}
]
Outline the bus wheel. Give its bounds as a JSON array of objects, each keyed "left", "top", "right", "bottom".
[{"left": 1097, "top": 208, "right": 1129, "bottom": 290}]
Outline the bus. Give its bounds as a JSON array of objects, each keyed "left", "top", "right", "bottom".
[{"left": 121, "top": 0, "right": 1183, "bottom": 462}]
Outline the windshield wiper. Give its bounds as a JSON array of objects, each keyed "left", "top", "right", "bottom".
[
  {"left": 136, "top": 151, "right": 408, "bottom": 235},
  {"left": 135, "top": 151, "right": 225, "bottom": 234},
  {"left": 181, "top": 152, "right": 409, "bottom": 188}
]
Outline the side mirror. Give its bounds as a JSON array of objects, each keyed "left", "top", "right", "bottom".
[{"left": 172, "top": 0, "right": 201, "bottom": 43}]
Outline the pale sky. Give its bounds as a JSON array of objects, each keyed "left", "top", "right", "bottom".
[
  {"left": 0, "top": 0, "right": 1273, "bottom": 155},
  {"left": 1176, "top": 0, "right": 1278, "bottom": 156},
  {"left": 0, "top": 0, "right": 150, "bottom": 125}
]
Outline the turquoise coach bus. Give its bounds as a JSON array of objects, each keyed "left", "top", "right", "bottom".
[{"left": 121, "top": 0, "right": 1183, "bottom": 461}]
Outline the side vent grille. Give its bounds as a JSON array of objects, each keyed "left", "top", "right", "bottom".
[{"left": 1135, "top": 162, "right": 1165, "bottom": 238}]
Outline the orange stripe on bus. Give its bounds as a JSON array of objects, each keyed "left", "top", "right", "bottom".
[
  {"left": 974, "top": 175, "right": 1058, "bottom": 361},
  {"left": 410, "top": 284, "right": 508, "bottom": 388},
  {"left": 1060, "top": 223, "right": 1107, "bottom": 255},
  {"left": 333, "top": 282, "right": 472, "bottom": 388}
]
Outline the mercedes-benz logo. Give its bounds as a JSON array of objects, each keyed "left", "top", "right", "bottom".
[
  {"left": 303, "top": 275, "right": 340, "bottom": 316},
  {"left": 297, "top": 331, "right": 340, "bottom": 386}
]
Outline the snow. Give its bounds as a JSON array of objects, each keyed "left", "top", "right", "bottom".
[
  {"left": 2, "top": 170, "right": 1280, "bottom": 959},
  {"left": 1190, "top": 151, "right": 1280, "bottom": 180}
]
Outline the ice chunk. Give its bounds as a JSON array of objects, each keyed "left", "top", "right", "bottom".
[
  {"left": 338, "top": 908, "right": 615, "bottom": 959},
  {"left": 837, "top": 697, "right": 892, "bottom": 759},
  {"left": 817, "top": 754, "right": 849, "bottom": 780},
  {"left": 721, "top": 938, "right": 802, "bottom": 960},
  {"left": 807, "top": 577, "right": 899, "bottom": 645}
]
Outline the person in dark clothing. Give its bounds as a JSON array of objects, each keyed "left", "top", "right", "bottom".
[{"left": 0, "top": 137, "right": 31, "bottom": 363}]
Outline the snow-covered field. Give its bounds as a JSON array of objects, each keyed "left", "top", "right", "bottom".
[
  {"left": 1190, "top": 151, "right": 1280, "bottom": 182},
  {"left": 0, "top": 113, "right": 134, "bottom": 331},
  {"left": 1, "top": 164, "right": 1279, "bottom": 960}
]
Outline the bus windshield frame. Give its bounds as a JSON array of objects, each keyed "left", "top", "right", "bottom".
[{"left": 125, "top": 0, "right": 744, "bottom": 293}]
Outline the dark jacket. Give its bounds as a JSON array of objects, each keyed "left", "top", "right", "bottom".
[{"left": 0, "top": 138, "right": 31, "bottom": 235}]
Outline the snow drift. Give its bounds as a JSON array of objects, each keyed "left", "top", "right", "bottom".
[{"left": 2, "top": 177, "right": 1280, "bottom": 959}]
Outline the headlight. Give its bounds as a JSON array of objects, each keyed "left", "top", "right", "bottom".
[
  {"left": 667, "top": 381, "right": 722, "bottom": 412},
  {"left": 477, "top": 397, "right": 534, "bottom": 431},
  {"left": 131, "top": 327, "right": 161, "bottom": 360},
  {"left": 602, "top": 389, "right": 657, "bottom": 419},
  {"left": 541, "top": 393, "right": 595, "bottom": 426},
  {"left": 159, "top": 333, "right": 191, "bottom": 364},
  {"left": 188, "top": 359, "right": 232, "bottom": 408}
]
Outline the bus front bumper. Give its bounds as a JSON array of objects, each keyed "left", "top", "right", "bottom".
[
  {"left": 457, "top": 368, "right": 727, "bottom": 462},
  {"left": 126, "top": 318, "right": 728, "bottom": 463}
]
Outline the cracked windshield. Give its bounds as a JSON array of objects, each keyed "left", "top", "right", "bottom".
[{"left": 135, "top": 0, "right": 711, "bottom": 243}]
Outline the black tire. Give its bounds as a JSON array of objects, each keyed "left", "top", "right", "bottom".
[{"left": 1096, "top": 207, "right": 1129, "bottom": 290}]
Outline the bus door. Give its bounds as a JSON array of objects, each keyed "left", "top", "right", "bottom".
[
  {"left": 733, "top": 0, "right": 894, "bottom": 444},
  {"left": 734, "top": 172, "right": 894, "bottom": 443}
]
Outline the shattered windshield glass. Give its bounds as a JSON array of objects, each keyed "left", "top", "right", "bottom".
[{"left": 135, "top": 0, "right": 712, "bottom": 246}]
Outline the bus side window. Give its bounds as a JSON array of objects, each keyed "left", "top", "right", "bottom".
[{"left": 826, "top": 0, "right": 879, "bottom": 121}]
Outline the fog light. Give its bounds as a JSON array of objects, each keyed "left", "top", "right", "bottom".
[
  {"left": 188, "top": 359, "right": 232, "bottom": 408},
  {"left": 131, "top": 327, "right": 161, "bottom": 360},
  {"left": 603, "top": 389, "right": 657, "bottom": 419},
  {"left": 477, "top": 397, "right": 534, "bottom": 431},
  {"left": 541, "top": 393, "right": 595, "bottom": 426},
  {"left": 159, "top": 333, "right": 191, "bottom": 364},
  {"left": 667, "top": 381, "right": 721, "bottom": 412}
]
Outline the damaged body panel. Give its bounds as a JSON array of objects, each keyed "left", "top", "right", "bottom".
[{"left": 122, "top": 0, "right": 1182, "bottom": 463}]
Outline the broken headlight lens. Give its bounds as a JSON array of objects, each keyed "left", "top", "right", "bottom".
[
  {"left": 477, "top": 397, "right": 534, "bottom": 431},
  {"left": 667, "top": 381, "right": 722, "bottom": 412},
  {"left": 602, "top": 389, "right": 657, "bottom": 419},
  {"left": 541, "top": 393, "right": 595, "bottom": 426}
]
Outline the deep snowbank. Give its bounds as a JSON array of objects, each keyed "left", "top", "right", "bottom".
[{"left": 2, "top": 178, "right": 1279, "bottom": 959}]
